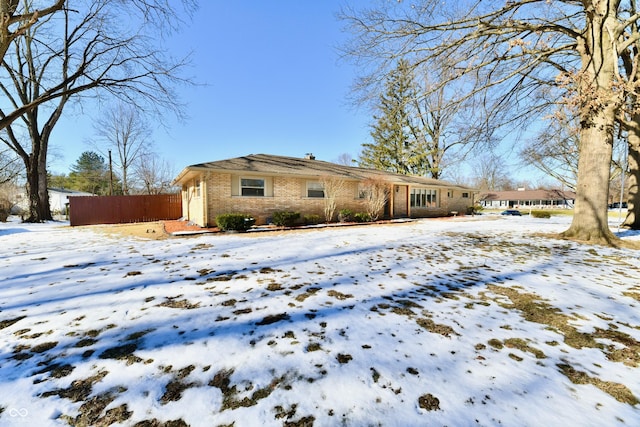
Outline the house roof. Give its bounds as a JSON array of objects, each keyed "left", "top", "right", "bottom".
[
  {"left": 173, "top": 154, "right": 476, "bottom": 191},
  {"left": 48, "top": 187, "right": 94, "bottom": 196},
  {"left": 480, "top": 189, "right": 576, "bottom": 202}
]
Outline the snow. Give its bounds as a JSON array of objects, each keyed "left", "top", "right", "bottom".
[{"left": 1, "top": 214, "right": 640, "bottom": 426}]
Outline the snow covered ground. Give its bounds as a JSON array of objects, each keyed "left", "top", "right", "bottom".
[{"left": 1, "top": 214, "right": 639, "bottom": 427}]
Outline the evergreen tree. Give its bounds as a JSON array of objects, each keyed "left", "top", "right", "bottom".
[
  {"left": 68, "top": 151, "right": 113, "bottom": 195},
  {"left": 360, "top": 59, "right": 415, "bottom": 174}
]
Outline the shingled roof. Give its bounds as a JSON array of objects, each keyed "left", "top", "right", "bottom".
[
  {"left": 174, "top": 154, "right": 475, "bottom": 191},
  {"left": 480, "top": 189, "right": 576, "bottom": 201}
]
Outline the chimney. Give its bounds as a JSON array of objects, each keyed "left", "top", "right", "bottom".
[{"left": 305, "top": 153, "right": 316, "bottom": 160}]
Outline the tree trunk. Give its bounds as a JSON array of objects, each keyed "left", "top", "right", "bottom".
[
  {"left": 622, "top": 141, "right": 639, "bottom": 229},
  {"left": 561, "top": 3, "right": 619, "bottom": 244},
  {"left": 562, "top": 123, "right": 617, "bottom": 243},
  {"left": 24, "top": 154, "right": 52, "bottom": 222}
]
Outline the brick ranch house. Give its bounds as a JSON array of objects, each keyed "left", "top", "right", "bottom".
[{"left": 172, "top": 154, "right": 478, "bottom": 227}]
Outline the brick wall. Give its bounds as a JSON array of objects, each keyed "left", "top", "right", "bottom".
[
  {"left": 203, "top": 173, "right": 368, "bottom": 226},
  {"left": 183, "top": 171, "right": 476, "bottom": 226}
]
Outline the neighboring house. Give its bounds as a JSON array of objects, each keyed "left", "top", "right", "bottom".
[
  {"left": 49, "top": 188, "right": 94, "bottom": 216},
  {"left": 479, "top": 188, "right": 576, "bottom": 210},
  {"left": 12, "top": 187, "right": 95, "bottom": 217},
  {"left": 172, "top": 153, "right": 478, "bottom": 227}
]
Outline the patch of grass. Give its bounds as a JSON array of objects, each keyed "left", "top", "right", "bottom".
[
  {"left": 306, "top": 343, "right": 322, "bottom": 352},
  {"left": 132, "top": 419, "right": 189, "bottom": 427},
  {"left": 283, "top": 416, "right": 316, "bottom": 427},
  {"left": 31, "top": 341, "right": 58, "bottom": 353},
  {"left": 326, "top": 290, "right": 353, "bottom": 300},
  {"left": 125, "top": 329, "right": 155, "bottom": 341},
  {"left": 508, "top": 353, "right": 524, "bottom": 361},
  {"left": 257, "top": 313, "right": 291, "bottom": 326},
  {"left": 487, "top": 285, "right": 599, "bottom": 349},
  {"left": 267, "top": 282, "right": 284, "bottom": 291},
  {"left": 296, "top": 287, "right": 321, "bottom": 302},
  {"left": 557, "top": 363, "right": 640, "bottom": 405},
  {"left": 41, "top": 371, "right": 108, "bottom": 402},
  {"left": 160, "top": 380, "right": 197, "bottom": 405},
  {"left": 336, "top": 354, "right": 352, "bottom": 364},
  {"left": 75, "top": 338, "right": 97, "bottom": 348},
  {"left": 488, "top": 285, "right": 640, "bottom": 366},
  {"left": 488, "top": 339, "right": 503, "bottom": 349},
  {"left": 99, "top": 343, "right": 138, "bottom": 361},
  {"left": 158, "top": 298, "right": 200, "bottom": 309},
  {"left": 623, "top": 291, "right": 640, "bottom": 301},
  {"left": 504, "top": 338, "right": 546, "bottom": 359},
  {"left": 0, "top": 315, "right": 26, "bottom": 330},
  {"left": 209, "top": 368, "right": 284, "bottom": 412},
  {"left": 416, "top": 318, "right": 458, "bottom": 337},
  {"left": 59, "top": 391, "right": 132, "bottom": 427},
  {"left": 418, "top": 393, "right": 440, "bottom": 411}
]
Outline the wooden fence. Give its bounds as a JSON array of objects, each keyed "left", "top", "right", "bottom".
[{"left": 69, "top": 194, "right": 182, "bottom": 226}]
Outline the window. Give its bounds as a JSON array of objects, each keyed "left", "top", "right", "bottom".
[
  {"left": 194, "top": 179, "right": 201, "bottom": 197},
  {"left": 462, "top": 192, "right": 469, "bottom": 198},
  {"left": 410, "top": 188, "right": 437, "bottom": 208},
  {"left": 357, "top": 184, "right": 369, "bottom": 199},
  {"left": 241, "top": 178, "right": 265, "bottom": 196},
  {"left": 307, "top": 181, "right": 324, "bottom": 198}
]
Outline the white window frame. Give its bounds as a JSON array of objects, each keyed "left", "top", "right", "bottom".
[
  {"left": 410, "top": 188, "right": 438, "bottom": 208},
  {"left": 194, "top": 179, "right": 201, "bottom": 197},
  {"left": 307, "top": 181, "right": 325, "bottom": 198},
  {"left": 240, "top": 177, "right": 266, "bottom": 197}
]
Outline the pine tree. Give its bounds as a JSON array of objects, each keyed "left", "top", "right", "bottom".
[
  {"left": 68, "top": 151, "right": 113, "bottom": 195},
  {"left": 360, "top": 60, "right": 414, "bottom": 174}
]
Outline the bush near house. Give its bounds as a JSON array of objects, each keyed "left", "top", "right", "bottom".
[
  {"left": 272, "top": 211, "right": 301, "bottom": 227},
  {"left": 303, "top": 214, "right": 322, "bottom": 225},
  {"left": 531, "top": 210, "right": 551, "bottom": 219},
  {"left": 0, "top": 197, "right": 11, "bottom": 222},
  {"left": 215, "top": 213, "right": 255, "bottom": 231},
  {"left": 353, "top": 212, "right": 371, "bottom": 223},
  {"left": 338, "top": 209, "right": 354, "bottom": 222}
]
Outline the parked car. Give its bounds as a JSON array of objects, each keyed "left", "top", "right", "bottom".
[
  {"left": 501, "top": 209, "right": 522, "bottom": 216},
  {"left": 608, "top": 202, "right": 628, "bottom": 209}
]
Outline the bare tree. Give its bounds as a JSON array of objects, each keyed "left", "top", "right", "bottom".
[
  {"left": 472, "top": 153, "right": 513, "bottom": 192},
  {"left": 361, "top": 176, "right": 390, "bottom": 221},
  {"left": 320, "top": 175, "right": 347, "bottom": 222},
  {"left": 0, "top": 0, "right": 65, "bottom": 64},
  {"left": 0, "top": 1, "right": 194, "bottom": 221},
  {"left": 133, "top": 152, "right": 176, "bottom": 195},
  {"left": 334, "top": 153, "right": 354, "bottom": 166},
  {"left": 92, "top": 104, "right": 152, "bottom": 195},
  {"left": 340, "top": 1, "right": 637, "bottom": 244},
  {"left": 519, "top": 113, "right": 580, "bottom": 191},
  {"left": 0, "top": 146, "right": 20, "bottom": 184}
]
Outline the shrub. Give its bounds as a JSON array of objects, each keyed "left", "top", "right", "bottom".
[
  {"left": 272, "top": 211, "right": 301, "bottom": 227},
  {"left": 338, "top": 209, "right": 354, "bottom": 222},
  {"left": 215, "top": 213, "right": 255, "bottom": 231},
  {"left": 0, "top": 197, "right": 11, "bottom": 222},
  {"left": 353, "top": 212, "right": 371, "bottom": 223},
  {"left": 531, "top": 210, "right": 551, "bottom": 219},
  {"left": 303, "top": 214, "right": 322, "bottom": 225}
]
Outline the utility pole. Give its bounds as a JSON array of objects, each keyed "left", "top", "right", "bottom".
[{"left": 109, "top": 150, "right": 114, "bottom": 196}]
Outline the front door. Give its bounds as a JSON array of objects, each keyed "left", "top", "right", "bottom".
[{"left": 392, "top": 185, "right": 408, "bottom": 218}]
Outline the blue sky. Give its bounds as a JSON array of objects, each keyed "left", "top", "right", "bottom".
[{"left": 49, "top": 1, "right": 372, "bottom": 176}]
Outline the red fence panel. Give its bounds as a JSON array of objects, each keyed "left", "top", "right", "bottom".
[{"left": 69, "top": 194, "right": 182, "bottom": 226}]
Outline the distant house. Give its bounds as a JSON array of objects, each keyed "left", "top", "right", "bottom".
[
  {"left": 49, "top": 188, "right": 94, "bottom": 216},
  {"left": 12, "top": 187, "right": 95, "bottom": 217},
  {"left": 172, "top": 154, "right": 478, "bottom": 227},
  {"left": 479, "top": 188, "right": 576, "bottom": 210}
]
